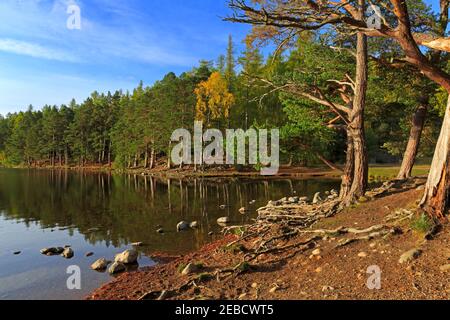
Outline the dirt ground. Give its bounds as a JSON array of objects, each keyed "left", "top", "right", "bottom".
[{"left": 88, "top": 186, "right": 449, "bottom": 301}]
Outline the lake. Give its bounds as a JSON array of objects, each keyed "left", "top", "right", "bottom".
[{"left": 0, "top": 168, "right": 340, "bottom": 300}]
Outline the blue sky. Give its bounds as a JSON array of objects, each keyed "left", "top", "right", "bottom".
[
  {"left": 0, "top": 0, "right": 251, "bottom": 115},
  {"left": 0, "top": 0, "right": 441, "bottom": 115}
]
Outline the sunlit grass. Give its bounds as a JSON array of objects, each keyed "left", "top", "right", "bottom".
[{"left": 368, "top": 165, "right": 430, "bottom": 181}]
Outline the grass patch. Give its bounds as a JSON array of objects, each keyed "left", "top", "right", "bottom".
[
  {"left": 411, "top": 214, "right": 434, "bottom": 234},
  {"left": 369, "top": 165, "right": 430, "bottom": 181}
]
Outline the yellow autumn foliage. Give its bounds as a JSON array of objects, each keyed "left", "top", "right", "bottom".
[{"left": 194, "top": 72, "right": 235, "bottom": 123}]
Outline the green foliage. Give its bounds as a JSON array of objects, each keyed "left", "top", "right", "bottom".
[{"left": 411, "top": 213, "right": 434, "bottom": 234}]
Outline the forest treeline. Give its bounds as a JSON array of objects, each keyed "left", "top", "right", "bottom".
[{"left": 0, "top": 35, "right": 443, "bottom": 171}]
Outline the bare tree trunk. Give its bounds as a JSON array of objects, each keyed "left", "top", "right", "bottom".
[
  {"left": 397, "top": 105, "right": 428, "bottom": 179},
  {"left": 420, "top": 98, "right": 450, "bottom": 219},
  {"left": 340, "top": 130, "right": 355, "bottom": 200},
  {"left": 342, "top": 8, "right": 369, "bottom": 204},
  {"left": 167, "top": 141, "right": 172, "bottom": 169},
  {"left": 149, "top": 148, "right": 155, "bottom": 169},
  {"left": 144, "top": 145, "right": 149, "bottom": 169}
]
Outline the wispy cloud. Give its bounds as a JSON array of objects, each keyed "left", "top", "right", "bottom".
[{"left": 0, "top": 38, "right": 79, "bottom": 62}]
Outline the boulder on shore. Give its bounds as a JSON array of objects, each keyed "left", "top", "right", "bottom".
[
  {"left": 91, "top": 258, "right": 110, "bottom": 271},
  {"left": 217, "top": 217, "right": 230, "bottom": 225},
  {"left": 115, "top": 249, "right": 138, "bottom": 264},
  {"left": 399, "top": 248, "right": 422, "bottom": 264},
  {"left": 108, "top": 262, "right": 126, "bottom": 275}
]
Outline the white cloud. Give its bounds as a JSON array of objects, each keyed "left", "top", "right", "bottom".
[{"left": 0, "top": 38, "right": 79, "bottom": 62}]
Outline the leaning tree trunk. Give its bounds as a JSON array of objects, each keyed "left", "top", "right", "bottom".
[
  {"left": 420, "top": 98, "right": 450, "bottom": 219},
  {"left": 341, "top": 21, "right": 369, "bottom": 205},
  {"left": 340, "top": 129, "right": 355, "bottom": 200},
  {"left": 397, "top": 105, "right": 428, "bottom": 179}
]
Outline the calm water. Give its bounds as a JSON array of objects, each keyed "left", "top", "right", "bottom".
[{"left": 0, "top": 168, "right": 340, "bottom": 300}]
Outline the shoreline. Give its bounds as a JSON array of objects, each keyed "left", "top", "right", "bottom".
[
  {"left": 1, "top": 164, "right": 343, "bottom": 180},
  {"left": 87, "top": 177, "right": 450, "bottom": 300}
]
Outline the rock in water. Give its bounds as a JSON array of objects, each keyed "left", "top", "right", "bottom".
[
  {"left": 239, "top": 207, "right": 249, "bottom": 214},
  {"left": 217, "top": 217, "right": 230, "bottom": 225},
  {"left": 40, "top": 247, "right": 64, "bottom": 255},
  {"left": 181, "top": 263, "right": 199, "bottom": 275},
  {"left": 190, "top": 221, "right": 199, "bottom": 229},
  {"left": 85, "top": 252, "right": 94, "bottom": 257},
  {"left": 288, "top": 197, "right": 299, "bottom": 204},
  {"left": 131, "top": 242, "right": 144, "bottom": 247},
  {"left": 108, "top": 262, "right": 126, "bottom": 274},
  {"left": 61, "top": 247, "right": 74, "bottom": 259},
  {"left": 399, "top": 249, "right": 422, "bottom": 264},
  {"left": 115, "top": 249, "right": 138, "bottom": 264},
  {"left": 156, "top": 228, "right": 164, "bottom": 234},
  {"left": 312, "top": 192, "right": 322, "bottom": 204},
  {"left": 176, "top": 221, "right": 190, "bottom": 232},
  {"left": 91, "top": 258, "right": 110, "bottom": 271}
]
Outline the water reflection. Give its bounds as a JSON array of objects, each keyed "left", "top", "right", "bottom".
[{"left": 0, "top": 169, "right": 340, "bottom": 254}]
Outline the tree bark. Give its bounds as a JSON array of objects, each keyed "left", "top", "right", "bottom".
[
  {"left": 420, "top": 98, "right": 450, "bottom": 219},
  {"left": 340, "top": 129, "right": 355, "bottom": 200},
  {"left": 397, "top": 105, "right": 428, "bottom": 179},
  {"left": 341, "top": 5, "right": 369, "bottom": 205}
]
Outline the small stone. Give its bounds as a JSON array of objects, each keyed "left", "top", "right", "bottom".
[
  {"left": 251, "top": 283, "right": 258, "bottom": 289},
  {"left": 13, "top": 251, "right": 21, "bottom": 255},
  {"left": 115, "top": 249, "right": 138, "bottom": 264},
  {"left": 439, "top": 264, "right": 450, "bottom": 272},
  {"left": 86, "top": 252, "right": 94, "bottom": 257},
  {"left": 269, "top": 287, "right": 278, "bottom": 293},
  {"left": 239, "top": 207, "right": 249, "bottom": 214},
  {"left": 61, "top": 247, "right": 74, "bottom": 259},
  {"left": 157, "top": 228, "right": 164, "bottom": 234},
  {"left": 181, "top": 263, "right": 199, "bottom": 275},
  {"left": 358, "top": 252, "right": 368, "bottom": 258},
  {"left": 91, "top": 258, "right": 110, "bottom": 271},
  {"left": 176, "top": 221, "right": 190, "bottom": 232},
  {"left": 208, "top": 232, "right": 214, "bottom": 236},
  {"left": 322, "top": 286, "right": 334, "bottom": 292},
  {"left": 131, "top": 242, "right": 144, "bottom": 247},
  {"left": 399, "top": 249, "right": 422, "bottom": 264},
  {"left": 108, "top": 262, "right": 126, "bottom": 274},
  {"left": 312, "top": 249, "right": 321, "bottom": 256},
  {"left": 315, "top": 267, "right": 323, "bottom": 273},
  {"left": 238, "top": 293, "right": 247, "bottom": 300},
  {"left": 217, "top": 217, "right": 230, "bottom": 225},
  {"left": 267, "top": 200, "right": 280, "bottom": 207},
  {"left": 369, "top": 243, "right": 377, "bottom": 248},
  {"left": 190, "top": 221, "right": 199, "bottom": 228},
  {"left": 288, "top": 197, "right": 299, "bottom": 204}
]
